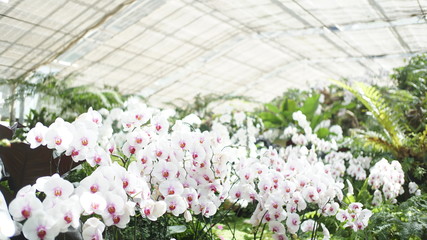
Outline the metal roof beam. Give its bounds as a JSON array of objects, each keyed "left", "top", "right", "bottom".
[{"left": 367, "top": 0, "right": 411, "bottom": 53}]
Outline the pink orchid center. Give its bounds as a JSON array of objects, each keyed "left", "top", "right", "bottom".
[
  {"left": 168, "top": 188, "right": 175, "bottom": 195},
  {"left": 129, "top": 146, "right": 136, "bottom": 154},
  {"left": 71, "top": 150, "right": 79, "bottom": 157},
  {"left": 292, "top": 219, "right": 298, "bottom": 225},
  {"left": 95, "top": 156, "right": 102, "bottom": 164},
  {"left": 55, "top": 137, "right": 62, "bottom": 145},
  {"left": 144, "top": 208, "right": 151, "bottom": 216},
  {"left": 21, "top": 208, "right": 31, "bottom": 218},
  {"left": 91, "top": 234, "right": 100, "bottom": 240},
  {"left": 169, "top": 203, "right": 176, "bottom": 211},
  {"left": 64, "top": 215, "right": 72, "bottom": 224},
  {"left": 35, "top": 136, "right": 43, "bottom": 143},
  {"left": 81, "top": 138, "right": 89, "bottom": 146},
  {"left": 162, "top": 170, "right": 169, "bottom": 178},
  {"left": 108, "top": 206, "right": 116, "bottom": 214},
  {"left": 203, "top": 175, "right": 210, "bottom": 181},
  {"left": 37, "top": 227, "right": 47, "bottom": 239},
  {"left": 54, "top": 188, "right": 62, "bottom": 197},
  {"left": 90, "top": 185, "right": 99, "bottom": 193},
  {"left": 91, "top": 203, "right": 100, "bottom": 210},
  {"left": 122, "top": 180, "right": 129, "bottom": 189},
  {"left": 135, "top": 137, "right": 143, "bottom": 144},
  {"left": 155, "top": 124, "right": 162, "bottom": 131},
  {"left": 113, "top": 216, "right": 121, "bottom": 224}
]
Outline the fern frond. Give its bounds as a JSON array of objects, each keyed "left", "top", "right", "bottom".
[
  {"left": 331, "top": 80, "right": 405, "bottom": 148},
  {"left": 353, "top": 130, "right": 398, "bottom": 154}
]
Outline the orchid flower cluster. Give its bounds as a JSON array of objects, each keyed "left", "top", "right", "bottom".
[
  {"left": 335, "top": 203, "right": 372, "bottom": 232},
  {"left": 368, "top": 159, "right": 405, "bottom": 205},
  {"left": 5, "top": 98, "right": 248, "bottom": 240},
  {"left": 214, "top": 110, "right": 260, "bottom": 158},
  {"left": 2, "top": 102, "right": 415, "bottom": 240},
  {"left": 226, "top": 111, "right": 373, "bottom": 239}
]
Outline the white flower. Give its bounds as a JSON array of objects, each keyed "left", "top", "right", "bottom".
[
  {"left": 48, "top": 196, "right": 81, "bottom": 232},
  {"left": 269, "top": 221, "right": 286, "bottom": 234},
  {"left": 182, "top": 114, "right": 201, "bottom": 125},
  {"left": 82, "top": 217, "right": 105, "bottom": 240},
  {"left": 45, "top": 118, "right": 74, "bottom": 153},
  {"left": 152, "top": 161, "right": 178, "bottom": 181},
  {"left": 151, "top": 115, "right": 169, "bottom": 135},
  {"left": 286, "top": 213, "right": 300, "bottom": 234},
  {"left": 0, "top": 191, "right": 15, "bottom": 238},
  {"left": 22, "top": 211, "right": 60, "bottom": 240},
  {"left": 164, "top": 195, "right": 186, "bottom": 216},
  {"left": 26, "top": 122, "right": 48, "bottom": 149},
  {"left": 409, "top": 182, "right": 419, "bottom": 194},
  {"left": 159, "top": 180, "right": 184, "bottom": 196},
  {"left": 9, "top": 195, "right": 43, "bottom": 221},
  {"left": 86, "top": 146, "right": 112, "bottom": 167},
  {"left": 41, "top": 174, "right": 74, "bottom": 200},
  {"left": 140, "top": 200, "right": 166, "bottom": 221},
  {"left": 321, "top": 223, "right": 330, "bottom": 240},
  {"left": 78, "top": 107, "right": 103, "bottom": 127},
  {"left": 301, "top": 219, "right": 315, "bottom": 232},
  {"left": 80, "top": 192, "right": 107, "bottom": 215}
]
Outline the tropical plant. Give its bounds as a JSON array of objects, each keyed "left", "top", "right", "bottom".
[
  {"left": 390, "top": 54, "right": 427, "bottom": 133},
  {"left": 332, "top": 80, "right": 427, "bottom": 191},
  {"left": 257, "top": 87, "right": 358, "bottom": 144},
  {"left": 363, "top": 194, "right": 427, "bottom": 240},
  {"left": 0, "top": 73, "right": 130, "bottom": 127}
]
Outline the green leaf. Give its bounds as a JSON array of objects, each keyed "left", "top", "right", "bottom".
[
  {"left": 316, "top": 127, "right": 330, "bottom": 139},
  {"left": 258, "top": 112, "right": 282, "bottom": 125},
  {"left": 300, "top": 94, "right": 320, "bottom": 120},
  {"left": 344, "top": 194, "right": 356, "bottom": 204},
  {"left": 286, "top": 99, "right": 298, "bottom": 112},
  {"left": 311, "top": 115, "right": 323, "bottom": 129},
  {"left": 265, "top": 103, "right": 281, "bottom": 114},
  {"left": 356, "top": 179, "right": 372, "bottom": 204}
]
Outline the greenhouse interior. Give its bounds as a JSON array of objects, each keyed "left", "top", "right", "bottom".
[{"left": 0, "top": 0, "right": 426, "bottom": 239}]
